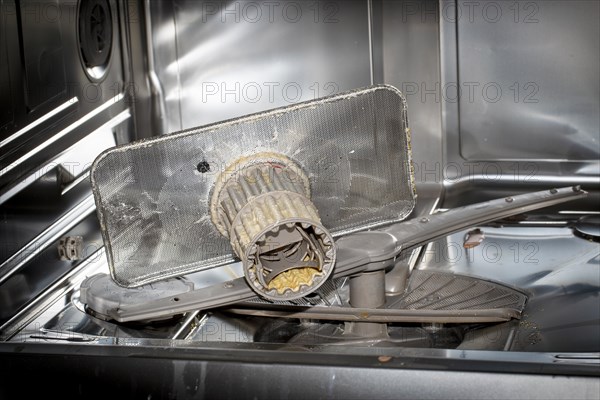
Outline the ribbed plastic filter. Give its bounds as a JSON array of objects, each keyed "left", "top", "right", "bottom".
[{"left": 91, "top": 85, "right": 416, "bottom": 287}]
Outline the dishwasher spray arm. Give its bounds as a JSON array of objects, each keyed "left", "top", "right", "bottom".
[{"left": 110, "top": 186, "right": 586, "bottom": 322}]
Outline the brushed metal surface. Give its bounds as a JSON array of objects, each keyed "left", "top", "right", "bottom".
[
  {"left": 438, "top": 0, "right": 600, "bottom": 208},
  {"left": 148, "top": 0, "right": 372, "bottom": 133},
  {"left": 420, "top": 225, "right": 600, "bottom": 352},
  {"left": 457, "top": 1, "right": 599, "bottom": 162},
  {"left": 379, "top": 0, "right": 443, "bottom": 215},
  {"left": 0, "top": 0, "right": 130, "bottom": 194}
]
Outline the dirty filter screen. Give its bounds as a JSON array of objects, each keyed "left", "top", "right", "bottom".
[{"left": 91, "top": 85, "right": 416, "bottom": 287}]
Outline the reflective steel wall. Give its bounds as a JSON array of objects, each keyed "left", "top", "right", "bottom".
[
  {"left": 148, "top": 0, "right": 372, "bottom": 132},
  {"left": 144, "top": 0, "right": 599, "bottom": 210}
]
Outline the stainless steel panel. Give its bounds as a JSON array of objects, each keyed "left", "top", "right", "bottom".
[
  {"left": 0, "top": 343, "right": 598, "bottom": 399},
  {"left": 457, "top": 0, "right": 599, "bottom": 161},
  {"left": 420, "top": 225, "right": 600, "bottom": 352},
  {"left": 149, "top": 0, "right": 372, "bottom": 133},
  {"left": 0, "top": 0, "right": 129, "bottom": 194},
  {"left": 0, "top": 16, "right": 13, "bottom": 129},
  {"left": 0, "top": 213, "right": 103, "bottom": 325},
  {"left": 439, "top": 0, "right": 600, "bottom": 208},
  {"left": 19, "top": 0, "right": 66, "bottom": 111},
  {"left": 379, "top": 0, "right": 443, "bottom": 214},
  {"left": 146, "top": 1, "right": 443, "bottom": 214},
  {"left": 0, "top": 0, "right": 137, "bottom": 327}
]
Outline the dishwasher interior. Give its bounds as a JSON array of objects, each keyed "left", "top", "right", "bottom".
[{"left": 0, "top": 0, "right": 599, "bottom": 395}]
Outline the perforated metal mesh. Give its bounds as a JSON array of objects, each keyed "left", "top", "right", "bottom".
[
  {"left": 393, "top": 270, "right": 527, "bottom": 311},
  {"left": 91, "top": 85, "right": 415, "bottom": 287}
]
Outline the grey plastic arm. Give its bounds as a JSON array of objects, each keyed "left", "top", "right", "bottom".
[{"left": 110, "top": 186, "right": 586, "bottom": 322}]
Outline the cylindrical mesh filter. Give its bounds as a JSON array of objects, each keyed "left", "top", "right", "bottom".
[{"left": 210, "top": 153, "right": 336, "bottom": 300}]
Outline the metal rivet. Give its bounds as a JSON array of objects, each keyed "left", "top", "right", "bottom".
[
  {"left": 505, "top": 197, "right": 514, "bottom": 203},
  {"left": 550, "top": 188, "right": 558, "bottom": 194},
  {"left": 224, "top": 282, "right": 234, "bottom": 289},
  {"left": 420, "top": 217, "right": 429, "bottom": 223}
]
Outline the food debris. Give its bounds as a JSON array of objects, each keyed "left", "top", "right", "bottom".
[{"left": 267, "top": 267, "right": 322, "bottom": 294}]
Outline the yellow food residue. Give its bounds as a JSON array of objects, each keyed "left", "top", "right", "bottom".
[{"left": 267, "top": 267, "right": 321, "bottom": 294}]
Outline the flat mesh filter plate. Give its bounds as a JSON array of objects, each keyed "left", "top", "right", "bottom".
[
  {"left": 391, "top": 270, "right": 527, "bottom": 312},
  {"left": 91, "top": 85, "right": 416, "bottom": 287}
]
